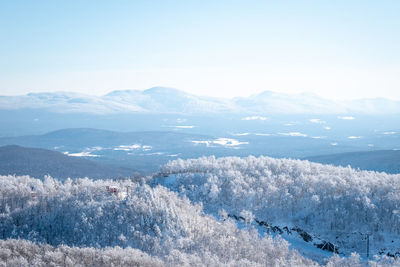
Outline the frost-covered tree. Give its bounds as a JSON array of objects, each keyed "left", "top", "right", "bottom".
[
  {"left": 160, "top": 156, "right": 400, "bottom": 255},
  {"left": 0, "top": 175, "right": 316, "bottom": 266}
]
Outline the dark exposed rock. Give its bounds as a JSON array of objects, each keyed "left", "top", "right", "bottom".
[
  {"left": 228, "top": 214, "right": 245, "bottom": 222},
  {"left": 316, "top": 241, "right": 338, "bottom": 253},
  {"left": 283, "top": 226, "right": 290, "bottom": 235},
  {"left": 228, "top": 214, "right": 340, "bottom": 255},
  {"left": 271, "top": 226, "right": 283, "bottom": 235},
  {"left": 292, "top": 227, "right": 313, "bottom": 242},
  {"left": 255, "top": 219, "right": 269, "bottom": 227}
]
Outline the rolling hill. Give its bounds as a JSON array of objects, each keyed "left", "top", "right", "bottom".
[
  {"left": 0, "top": 145, "right": 137, "bottom": 180},
  {"left": 305, "top": 150, "right": 400, "bottom": 174},
  {"left": 0, "top": 128, "right": 363, "bottom": 173}
]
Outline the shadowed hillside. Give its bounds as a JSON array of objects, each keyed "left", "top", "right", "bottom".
[
  {"left": 306, "top": 150, "right": 400, "bottom": 174},
  {"left": 0, "top": 145, "right": 137, "bottom": 180}
]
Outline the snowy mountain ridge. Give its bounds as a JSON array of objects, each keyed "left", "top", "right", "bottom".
[{"left": 1, "top": 86, "right": 399, "bottom": 114}]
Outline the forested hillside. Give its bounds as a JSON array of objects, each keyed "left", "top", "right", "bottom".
[
  {"left": 0, "top": 175, "right": 316, "bottom": 266},
  {"left": 159, "top": 156, "right": 400, "bottom": 257},
  {"left": 2, "top": 156, "right": 400, "bottom": 265},
  {"left": 306, "top": 150, "right": 400, "bottom": 174},
  {"left": 0, "top": 145, "right": 136, "bottom": 179}
]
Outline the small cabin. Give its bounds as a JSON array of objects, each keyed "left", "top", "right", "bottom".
[{"left": 106, "top": 186, "right": 118, "bottom": 194}]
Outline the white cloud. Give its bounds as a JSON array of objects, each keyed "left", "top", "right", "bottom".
[
  {"left": 114, "top": 145, "right": 141, "bottom": 151},
  {"left": 192, "top": 138, "right": 248, "bottom": 148},
  {"left": 242, "top": 116, "right": 268, "bottom": 121},
  {"left": 279, "top": 132, "right": 307, "bottom": 137},
  {"left": 214, "top": 138, "right": 248, "bottom": 146},
  {"left": 309, "top": 118, "right": 326, "bottom": 124},
  {"left": 255, "top": 133, "right": 271, "bottom": 136},
  {"left": 348, "top": 136, "right": 362, "bottom": 139},
  {"left": 174, "top": 125, "right": 195, "bottom": 129},
  {"left": 383, "top": 131, "right": 396, "bottom": 135},
  {"left": 231, "top": 132, "right": 249, "bottom": 136},
  {"left": 135, "top": 152, "right": 164, "bottom": 156},
  {"left": 64, "top": 151, "right": 100, "bottom": 157},
  {"left": 338, "top": 116, "right": 355, "bottom": 120},
  {"left": 176, "top": 118, "right": 187, "bottom": 123},
  {"left": 114, "top": 144, "right": 152, "bottom": 151}
]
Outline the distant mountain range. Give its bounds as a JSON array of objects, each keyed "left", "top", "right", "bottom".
[
  {"left": 306, "top": 150, "right": 400, "bottom": 174},
  {"left": 1, "top": 86, "right": 399, "bottom": 114},
  {"left": 0, "top": 145, "right": 137, "bottom": 180}
]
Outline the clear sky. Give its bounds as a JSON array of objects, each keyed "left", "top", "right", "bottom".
[{"left": 1, "top": 0, "right": 399, "bottom": 99}]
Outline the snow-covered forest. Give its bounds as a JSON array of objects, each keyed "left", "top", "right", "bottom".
[
  {"left": 1, "top": 156, "right": 400, "bottom": 265},
  {"left": 0, "top": 175, "right": 316, "bottom": 266},
  {"left": 0, "top": 239, "right": 163, "bottom": 266},
  {"left": 160, "top": 156, "right": 400, "bottom": 258}
]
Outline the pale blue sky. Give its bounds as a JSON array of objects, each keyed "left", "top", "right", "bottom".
[{"left": 1, "top": 0, "right": 399, "bottom": 99}]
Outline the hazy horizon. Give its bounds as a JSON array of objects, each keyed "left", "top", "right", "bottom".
[
  {"left": 1, "top": 1, "right": 400, "bottom": 100},
  {"left": 2, "top": 86, "right": 400, "bottom": 101}
]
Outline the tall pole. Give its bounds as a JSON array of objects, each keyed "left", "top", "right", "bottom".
[{"left": 366, "top": 233, "right": 370, "bottom": 260}]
